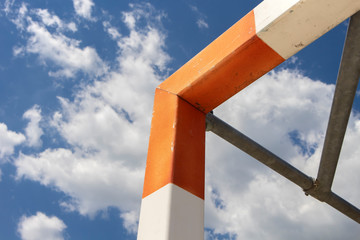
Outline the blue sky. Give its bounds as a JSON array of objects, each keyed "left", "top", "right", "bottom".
[{"left": 0, "top": 0, "right": 360, "bottom": 239}]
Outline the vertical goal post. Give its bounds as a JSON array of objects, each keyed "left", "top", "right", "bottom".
[{"left": 137, "top": 0, "right": 360, "bottom": 239}]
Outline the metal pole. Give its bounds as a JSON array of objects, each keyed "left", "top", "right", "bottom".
[
  {"left": 316, "top": 11, "right": 360, "bottom": 192},
  {"left": 326, "top": 192, "right": 360, "bottom": 223},
  {"left": 206, "top": 113, "right": 360, "bottom": 224},
  {"left": 206, "top": 113, "right": 314, "bottom": 191}
]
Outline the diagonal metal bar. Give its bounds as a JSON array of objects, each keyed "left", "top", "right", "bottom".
[
  {"left": 205, "top": 113, "right": 314, "bottom": 191},
  {"left": 316, "top": 11, "right": 360, "bottom": 193},
  {"left": 206, "top": 113, "right": 360, "bottom": 224},
  {"left": 307, "top": 187, "right": 360, "bottom": 223},
  {"left": 325, "top": 192, "right": 360, "bottom": 223}
]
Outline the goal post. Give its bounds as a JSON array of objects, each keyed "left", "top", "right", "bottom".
[{"left": 137, "top": 0, "right": 360, "bottom": 239}]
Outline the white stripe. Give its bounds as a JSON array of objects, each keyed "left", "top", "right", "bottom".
[
  {"left": 254, "top": 0, "right": 299, "bottom": 34},
  {"left": 254, "top": 0, "right": 360, "bottom": 59},
  {"left": 137, "top": 183, "right": 204, "bottom": 240}
]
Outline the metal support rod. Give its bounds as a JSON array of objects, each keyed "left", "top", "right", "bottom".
[
  {"left": 206, "top": 113, "right": 360, "bottom": 224},
  {"left": 306, "top": 189, "right": 360, "bottom": 224},
  {"left": 317, "top": 11, "right": 360, "bottom": 192},
  {"left": 325, "top": 192, "right": 360, "bottom": 223},
  {"left": 206, "top": 113, "right": 314, "bottom": 190}
]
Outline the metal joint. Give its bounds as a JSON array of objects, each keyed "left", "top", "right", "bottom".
[
  {"left": 303, "top": 178, "right": 318, "bottom": 196},
  {"left": 205, "top": 111, "right": 214, "bottom": 132},
  {"left": 303, "top": 179, "right": 330, "bottom": 202}
]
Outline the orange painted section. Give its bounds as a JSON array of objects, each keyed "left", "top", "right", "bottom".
[
  {"left": 142, "top": 9, "right": 285, "bottom": 201},
  {"left": 142, "top": 88, "right": 206, "bottom": 199},
  {"left": 158, "top": 11, "right": 285, "bottom": 113}
]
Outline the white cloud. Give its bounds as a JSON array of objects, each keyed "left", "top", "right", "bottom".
[
  {"left": 34, "top": 8, "right": 77, "bottom": 32},
  {"left": 13, "top": 45, "right": 25, "bottom": 57},
  {"left": 17, "top": 212, "right": 66, "bottom": 240},
  {"left": 25, "top": 19, "right": 107, "bottom": 78},
  {"left": 10, "top": 2, "right": 28, "bottom": 29},
  {"left": 0, "top": 123, "right": 25, "bottom": 160},
  {"left": 197, "top": 18, "right": 209, "bottom": 29},
  {"left": 16, "top": 149, "right": 144, "bottom": 216},
  {"left": 73, "top": 0, "right": 94, "bottom": 20},
  {"left": 103, "top": 21, "right": 121, "bottom": 41},
  {"left": 118, "top": 4, "right": 169, "bottom": 74},
  {"left": 15, "top": 3, "right": 170, "bottom": 233},
  {"left": 120, "top": 211, "right": 139, "bottom": 234},
  {"left": 190, "top": 5, "right": 209, "bottom": 29},
  {"left": 204, "top": 69, "right": 360, "bottom": 239},
  {"left": 8, "top": 4, "right": 105, "bottom": 78},
  {"left": 23, "top": 105, "right": 43, "bottom": 148},
  {"left": 35, "top": 8, "right": 62, "bottom": 27},
  {"left": 3, "top": 0, "right": 15, "bottom": 14}
]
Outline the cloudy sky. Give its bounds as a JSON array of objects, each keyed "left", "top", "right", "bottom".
[{"left": 0, "top": 0, "right": 359, "bottom": 239}]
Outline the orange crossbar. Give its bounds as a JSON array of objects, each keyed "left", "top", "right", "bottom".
[
  {"left": 158, "top": 11, "right": 284, "bottom": 113},
  {"left": 142, "top": 9, "right": 285, "bottom": 202}
]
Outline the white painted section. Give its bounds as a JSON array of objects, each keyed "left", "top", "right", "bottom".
[
  {"left": 137, "top": 183, "right": 204, "bottom": 240},
  {"left": 254, "top": 0, "right": 360, "bottom": 59},
  {"left": 254, "top": 0, "right": 299, "bottom": 34}
]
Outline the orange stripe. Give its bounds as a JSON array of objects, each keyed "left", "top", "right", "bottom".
[
  {"left": 159, "top": 11, "right": 284, "bottom": 113},
  {"left": 142, "top": 88, "right": 205, "bottom": 199}
]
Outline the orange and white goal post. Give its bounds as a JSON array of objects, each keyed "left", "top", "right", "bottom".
[{"left": 137, "top": 0, "right": 360, "bottom": 239}]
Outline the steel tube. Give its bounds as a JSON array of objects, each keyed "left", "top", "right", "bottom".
[
  {"left": 306, "top": 190, "right": 360, "bottom": 224},
  {"left": 206, "top": 113, "right": 314, "bottom": 190},
  {"left": 206, "top": 113, "right": 360, "bottom": 223},
  {"left": 326, "top": 192, "right": 360, "bottom": 224},
  {"left": 317, "top": 11, "right": 360, "bottom": 192}
]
